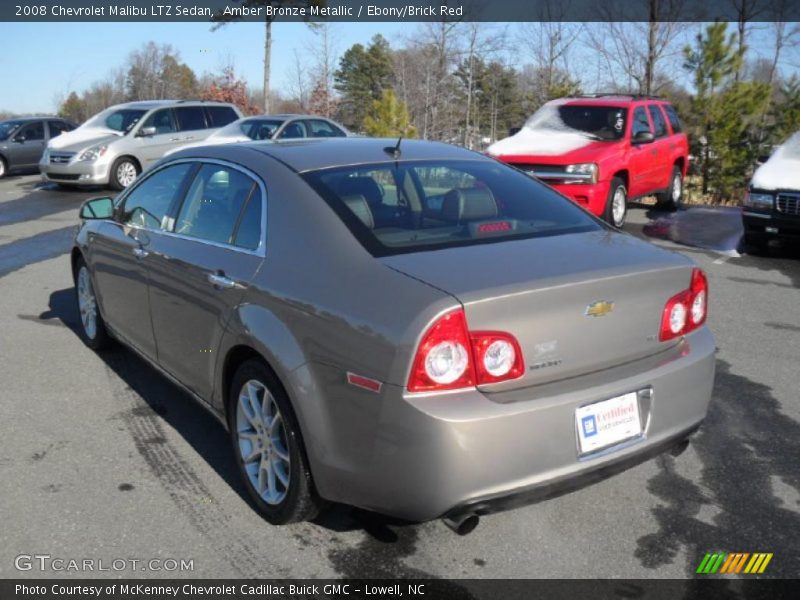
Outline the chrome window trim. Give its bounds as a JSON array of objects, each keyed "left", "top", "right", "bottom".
[{"left": 116, "top": 157, "right": 268, "bottom": 258}]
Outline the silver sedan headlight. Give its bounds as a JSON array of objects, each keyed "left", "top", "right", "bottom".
[
  {"left": 78, "top": 145, "right": 108, "bottom": 162},
  {"left": 564, "top": 163, "right": 598, "bottom": 184},
  {"left": 743, "top": 191, "right": 774, "bottom": 209}
]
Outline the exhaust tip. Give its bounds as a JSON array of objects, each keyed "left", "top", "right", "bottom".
[{"left": 442, "top": 513, "right": 480, "bottom": 536}]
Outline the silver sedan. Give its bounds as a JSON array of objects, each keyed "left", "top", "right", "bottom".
[{"left": 71, "top": 138, "right": 715, "bottom": 532}]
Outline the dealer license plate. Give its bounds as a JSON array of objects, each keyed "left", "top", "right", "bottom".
[{"left": 576, "top": 391, "right": 642, "bottom": 454}]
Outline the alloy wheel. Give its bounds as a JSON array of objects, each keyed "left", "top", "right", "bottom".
[
  {"left": 672, "top": 173, "right": 682, "bottom": 204},
  {"left": 235, "top": 380, "right": 291, "bottom": 505},
  {"left": 77, "top": 266, "right": 97, "bottom": 340},
  {"left": 116, "top": 161, "right": 138, "bottom": 188},
  {"left": 612, "top": 186, "right": 627, "bottom": 227}
]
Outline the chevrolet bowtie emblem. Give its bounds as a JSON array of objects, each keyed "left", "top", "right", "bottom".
[{"left": 585, "top": 301, "right": 615, "bottom": 317}]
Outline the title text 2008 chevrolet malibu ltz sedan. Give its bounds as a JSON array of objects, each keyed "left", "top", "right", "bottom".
[{"left": 71, "top": 138, "right": 715, "bottom": 532}]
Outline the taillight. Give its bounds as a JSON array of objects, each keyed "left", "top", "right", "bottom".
[
  {"left": 659, "top": 268, "right": 708, "bottom": 341},
  {"left": 407, "top": 309, "right": 524, "bottom": 392},
  {"left": 471, "top": 332, "right": 525, "bottom": 384}
]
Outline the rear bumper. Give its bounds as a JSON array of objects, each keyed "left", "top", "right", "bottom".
[
  {"left": 300, "top": 326, "right": 716, "bottom": 522},
  {"left": 548, "top": 180, "right": 611, "bottom": 217},
  {"left": 39, "top": 159, "right": 111, "bottom": 186}
]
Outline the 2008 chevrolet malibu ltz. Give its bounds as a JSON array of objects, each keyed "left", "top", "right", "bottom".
[{"left": 71, "top": 138, "right": 715, "bottom": 532}]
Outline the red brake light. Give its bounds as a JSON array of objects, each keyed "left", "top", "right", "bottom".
[
  {"left": 659, "top": 268, "right": 708, "bottom": 341},
  {"left": 407, "top": 309, "right": 524, "bottom": 392},
  {"left": 408, "top": 309, "right": 476, "bottom": 392}
]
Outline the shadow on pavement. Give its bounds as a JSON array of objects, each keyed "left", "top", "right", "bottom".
[{"left": 635, "top": 359, "right": 800, "bottom": 580}]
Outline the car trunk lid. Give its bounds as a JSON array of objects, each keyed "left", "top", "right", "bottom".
[{"left": 382, "top": 230, "right": 694, "bottom": 390}]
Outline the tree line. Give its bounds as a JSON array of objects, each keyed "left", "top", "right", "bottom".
[{"left": 48, "top": 18, "right": 800, "bottom": 203}]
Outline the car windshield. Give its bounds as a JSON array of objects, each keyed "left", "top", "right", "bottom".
[
  {"left": 0, "top": 121, "right": 23, "bottom": 140},
  {"left": 527, "top": 103, "right": 628, "bottom": 141},
  {"left": 83, "top": 108, "right": 148, "bottom": 134},
  {"left": 240, "top": 119, "right": 284, "bottom": 140},
  {"left": 303, "top": 159, "right": 602, "bottom": 257}
]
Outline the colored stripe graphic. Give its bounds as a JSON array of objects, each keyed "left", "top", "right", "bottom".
[{"left": 697, "top": 552, "right": 773, "bottom": 574}]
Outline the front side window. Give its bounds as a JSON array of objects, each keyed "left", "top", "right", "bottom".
[
  {"left": 18, "top": 121, "right": 44, "bottom": 141},
  {"left": 303, "top": 159, "right": 602, "bottom": 256},
  {"left": 631, "top": 107, "right": 652, "bottom": 138},
  {"left": 142, "top": 109, "right": 176, "bottom": 134},
  {"left": 175, "top": 107, "right": 207, "bottom": 131},
  {"left": 648, "top": 105, "right": 668, "bottom": 138},
  {"left": 120, "top": 163, "right": 193, "bottom": 229},
  {"left": 0, "top": 121, "right": 23, "bottom": 141},
  {"left": 104, "top": 109, "right": 147, "bottom": 133},
  {"left": 174, "top": 165, "right": 257, "bottom": 245}
]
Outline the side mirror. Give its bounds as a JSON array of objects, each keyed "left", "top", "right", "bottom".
[
  {"left": 80, "top": 197, "right": 114, "bottom": 220},
  {"left": 13, "top": 135, "right": 26, "bottom": 144},
  {"left": 137, "top": 126, "right": 157, "bottom": 138},
  {"left": 633, "top": 131, "right": 655, "bottom": 144},
  {"left": 509, "top": 127, "right": 522, "bottom": 136}
]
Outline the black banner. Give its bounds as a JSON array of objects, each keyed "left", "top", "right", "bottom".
[
  {"left": 3, "top": 0, "right": 800, "bottom": 23},
  {"left": 1, "top": 580, "right": 798, "bottom": 600}
]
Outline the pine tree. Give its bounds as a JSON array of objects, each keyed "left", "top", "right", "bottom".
[
  {"left": 334, "top": 35, "right": 394, "bottom": 131},
  {"left": 363, "top": 90, "right": 417, "bottom": 138}
]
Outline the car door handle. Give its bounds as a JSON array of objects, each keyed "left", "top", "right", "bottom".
[
  {"left": 132, "top": 247, "right": 149, "bottom": 259},
  {"left": 207, "top": 273, "right": 237, "bottom": 289},
  {"left": 169, "top": 137, "right": 181, "bottom": 142}
]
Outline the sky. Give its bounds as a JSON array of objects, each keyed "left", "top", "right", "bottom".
[
  {"left": 0, "top": 21, "right": 407, "bottom": 114},
  {"left": 0, "top": 21, "right": 797, "bottom": 115}
]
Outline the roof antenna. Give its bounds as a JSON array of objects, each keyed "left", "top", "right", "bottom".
[{"left": 384, "top": 136, "right": 402, "bottom": 159}]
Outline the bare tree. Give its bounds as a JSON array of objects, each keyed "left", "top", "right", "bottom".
[
  {"left": 306, "top": 23, "right": 338, "bottom": 117},
  {"left": 587, "top": 0, "right": 685, "bottom": 95},
  {"left": 730, "top": 0, "right": 766, "bottom": 82},
  {"left": 766, "top": 1, "right": 800, "bottom": 85}
]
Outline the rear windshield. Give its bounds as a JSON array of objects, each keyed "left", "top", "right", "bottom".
[
  {"left": 303, "top": 159, "right": 602, "bottom": 257},
  {"left": 529, "top": 104, "right": 628, "bottom": 141}
]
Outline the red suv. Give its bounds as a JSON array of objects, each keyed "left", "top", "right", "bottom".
[{"left": 488, "top": 95, "right": 689, "bottom": 227}]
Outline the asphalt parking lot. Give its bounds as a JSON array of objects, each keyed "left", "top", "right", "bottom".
[{"left": 0, "top": 174, "right": 798, "bottom": 580}]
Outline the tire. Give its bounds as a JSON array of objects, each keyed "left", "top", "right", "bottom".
[
  {"left": 228, "top": 359, "right": 322, "bottom": 525},
  {"left": 74, "top": 257, "right": 111, "bottom": 350},
  {"left": 109, "top": 157, "right": 140, "bottom": 191},
  {"left": 742, "top": 232, "right": 769, "bottom": 255},
  {"left": 604, "top": 177, "right": 627, "bottom": 228},
  {"left": 0, "top": 156, "right": 6, "bottom": 178},
  {"left": 656, "top": 167, "right": 683, "bottom": 211}
]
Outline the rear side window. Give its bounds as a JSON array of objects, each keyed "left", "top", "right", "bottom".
[
  {"left": 174, "top": 165, "right": 256, "bottom": 245},
  {"left": 48, "top": 121, "right": 74, "bottom": 137},
  {"left": 233, "top": 193, "right": 263, "bottom": 250},
  {"left": 206, "top": 106, "right": 239, "bottom": 128},
  {"left": 121, "top": 163, "right": 193, "bottom": 229},
  {"left": 279, "top": 121, "right": 307, "bottom": 139},
  {"left": 306, "top": 119, "right": 346, "bottom": 138},
  {"left": 303, "top": 160, "right": 602, "bottom": 257},
  {"left": 631, "top": 107, "right": 652, "bottom": 137},
  {"left": 648, "top": 105, "right": 668, "bottom": 138},
  {"left": 663, "top": 105, "right": 683, "bottom": 133},
  {"left": 175, "top": 106, "right": 207, "bottom": 131}
]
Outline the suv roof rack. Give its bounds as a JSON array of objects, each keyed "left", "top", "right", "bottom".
[{"left": 575, "top": 93, "right": 663, "bottom": 100}]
